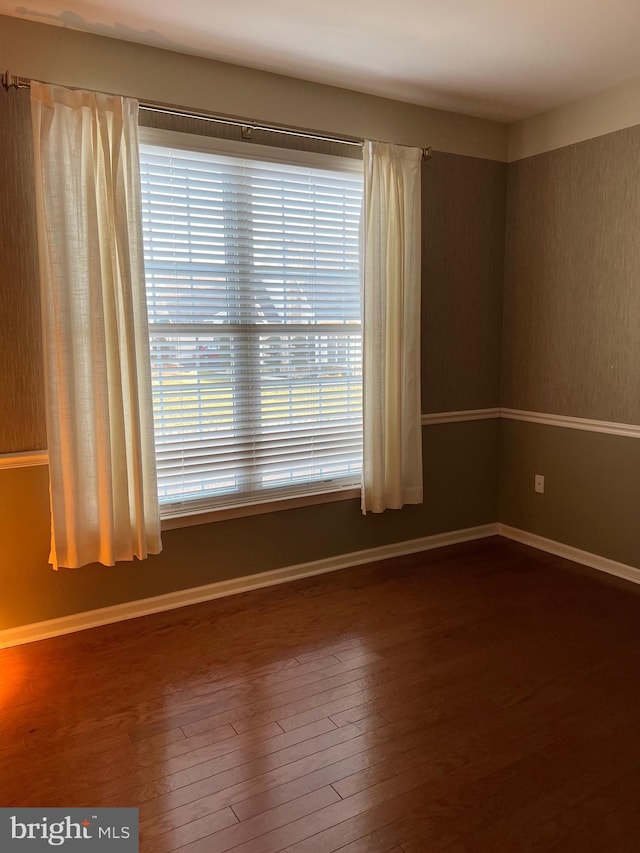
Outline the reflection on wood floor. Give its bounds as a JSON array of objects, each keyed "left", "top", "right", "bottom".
[{"left": 2, "top": 536, "right": 640, "bottom": 851}]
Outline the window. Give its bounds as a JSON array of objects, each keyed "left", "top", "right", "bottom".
[{"left": 139, "top": 128, "right": 364, "bottom": 517}]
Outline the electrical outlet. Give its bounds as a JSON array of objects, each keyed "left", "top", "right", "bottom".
[{"left": 534, "top": 474, "right": 545, "bottom": 494}]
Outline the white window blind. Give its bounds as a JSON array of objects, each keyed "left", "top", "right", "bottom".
[{"left": 139, "top": 129, "right": 364, "bottom": 516}]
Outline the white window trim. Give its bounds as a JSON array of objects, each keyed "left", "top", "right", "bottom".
[
  {"left": 161, "top": 486, "right": 361, "bottom": 530},
  {"left": 140, "top": 125, "right": 364, "bottom": 525}
]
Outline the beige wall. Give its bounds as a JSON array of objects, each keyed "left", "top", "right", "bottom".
[
  {"left": 0, "top": 20, "right": 506, "bottom": 630},
  {"left": 508, "top": 72, "right": 640, "bottom": 162},
  {"left": 0, "top": 15, "right": 507, "bottom": 162}
]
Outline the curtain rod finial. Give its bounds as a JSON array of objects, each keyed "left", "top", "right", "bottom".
[{"left": 2, "top": 71, "right": 28, "bottom": 91}]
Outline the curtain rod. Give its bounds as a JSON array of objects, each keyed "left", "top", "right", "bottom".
[{"left": 1, "top": 70, "right": 432, "bottom": 159}]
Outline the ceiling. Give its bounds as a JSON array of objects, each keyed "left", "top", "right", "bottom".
[{"left": 5, "top": 1, "right": 640, "bottom": 122}]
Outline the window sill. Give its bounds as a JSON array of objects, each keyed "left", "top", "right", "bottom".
[{"left": 160, "top": 487, "right": 361, "bottom": 531}]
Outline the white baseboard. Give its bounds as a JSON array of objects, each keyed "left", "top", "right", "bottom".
[
  {"left": 498, "top": 524, "right": 640, "bottom": 586},
  {"left": 6, "top": 520, "right": 638, "bottom": 650},
  {"left": 0, "top": 523, "right": 498, "bottom": 650}
]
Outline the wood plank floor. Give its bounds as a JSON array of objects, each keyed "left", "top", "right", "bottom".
[{"left": 2, "top": 536, "right": 640, "bottom": 851}]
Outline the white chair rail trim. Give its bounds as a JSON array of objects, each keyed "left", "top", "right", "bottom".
[
  {"left": 0, "top": 450, "right": 48, "bottom": 470},
  {"left": 421, "top": 408, "right": 500, "bottom": 424},
  {"left": 5, "top": 407, "right": 640, "bottom": 471},
  {"left": 500, "top": 408, "right": 640, "bottom": 438}
]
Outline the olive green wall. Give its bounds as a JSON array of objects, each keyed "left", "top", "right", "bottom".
[
  {"left": 0, "top": 18, "right": 506, "bottom": 631},
  {"left": 502, "top": 124, "right": 640, "bottom": 423},
  {"left": 8, "top": 9, "right": 640, "bottom": 632},
  {"left": 0, "top": 82, "right": 44, "bottom": 453},
  {"left": 499, "top": 420, "right": 640, "bottom": 569},
  {"left": 423, "top": 152, "right": 505, "bottom": 413},
  {"left": 501, "top": 123, "right": 640, "bottom": 570},
  {"left": 1, "top": 422, "right": 499, "bottom": 629}
]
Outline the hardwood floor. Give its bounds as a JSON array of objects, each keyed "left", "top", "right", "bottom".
[{"left": 2, "top": 536, "right": 640, "bottom": 851}]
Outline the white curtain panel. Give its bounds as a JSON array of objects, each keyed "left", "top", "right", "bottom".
[
  {"left": 31, "top": 83, "right": 161, "bottom": 569},
  {"left": 361, "top": 141, "right": 423, "bottom": 513}
]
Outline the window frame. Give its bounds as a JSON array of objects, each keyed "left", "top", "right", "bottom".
[{"left": 138, "top": 126, "right": 364, "bottom": 527}]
